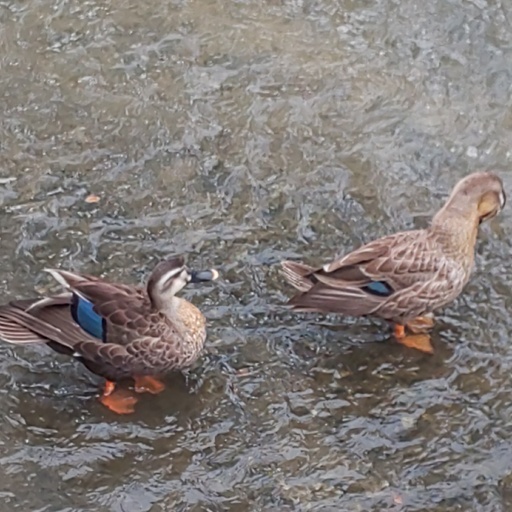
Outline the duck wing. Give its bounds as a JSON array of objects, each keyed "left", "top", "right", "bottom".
[
  {"left": 45, "top": 269, "right": 168, "bottom": 345},
  {"left": 0, "top": 294, "right": 176, "bottom": 380},
  {"left": 281, "top": 230, "right": 442, "bottom": 317}
]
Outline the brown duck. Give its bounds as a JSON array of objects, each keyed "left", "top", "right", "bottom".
[
  {"left": 0, "top": 256, "right": 218, "bottom": 414},
  {"left": 281, "top": 171, "right": 506, "bottom": 353}
]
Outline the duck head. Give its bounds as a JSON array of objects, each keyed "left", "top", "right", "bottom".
[
  {"left": 147, "top": 256, "right": 219, "bottom": 309},
  {"left": 433, "top": 171, "right": 506, "bottom": 226}
]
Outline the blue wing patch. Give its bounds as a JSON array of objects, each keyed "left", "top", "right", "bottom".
[
  {"left": 362, "top": 280, "right": 394, "bottom": 297},
  {"left": 71, "top": 295, "right": 105, "bottom": 341}
]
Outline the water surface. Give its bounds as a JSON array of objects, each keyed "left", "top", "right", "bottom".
[{"left": 1, "top": 0, "right": 512, "bottom": 510}]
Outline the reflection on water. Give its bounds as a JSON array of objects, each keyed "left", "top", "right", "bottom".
[{"left": 1, "top": 0, "right": 512, "bottom": 509}]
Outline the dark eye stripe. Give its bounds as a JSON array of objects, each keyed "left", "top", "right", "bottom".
[{"left": 160, "top": 268, "right": 186, "bottom": 291}]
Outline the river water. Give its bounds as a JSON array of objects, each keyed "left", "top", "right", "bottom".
[{"left": 1, "top": 0, "right": 512, "bottom": 510}]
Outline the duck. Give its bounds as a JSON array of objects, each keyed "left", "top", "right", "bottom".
[
  {"left": 0, "top": 255, "right": 218, "bottom": 414},
  {"left": 281, "top": 171, "right": 506, "bottom": 354}
]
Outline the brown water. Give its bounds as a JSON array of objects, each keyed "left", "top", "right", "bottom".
[{"left": 1, "top": 0, "right": 512, "bottom": 510}]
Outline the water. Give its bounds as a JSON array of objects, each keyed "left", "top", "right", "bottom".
[{"left": 1, "top": 0, "right": 512, "bottom": 510}]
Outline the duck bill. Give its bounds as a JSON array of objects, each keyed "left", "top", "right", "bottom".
[{"left": 189, "top": 269, "right": 219, "bottom": 283}]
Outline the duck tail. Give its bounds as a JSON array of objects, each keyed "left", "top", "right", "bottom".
[
  {"left": 280, "top": 261, "right": 317, "bottom": 293},
  {"left": 0, "top": 295, "right": 87, "bottom": 356}
]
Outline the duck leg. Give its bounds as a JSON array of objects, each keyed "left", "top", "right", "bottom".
[
  {"left": 134, "top": 375, "right": 166, "bottom": 394},
  {"left": 406, "top": 315, "right": 435, "bottom": 334},
  {"left": 393, "top": 324, "right": 434, "bottom": 354},
  {"left": 99, "top": 380, "right": 138, "bottom": 414}
]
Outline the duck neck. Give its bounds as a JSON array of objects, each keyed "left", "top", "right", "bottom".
[
  {"left": 152, "top": 295, "right": 181, "bottom": 318},
  {"left": 430, "top": 205, "right": 480, "bottom": 254},
  {"left": 159, "top": 297, "right": 206, "bottom": 352}
]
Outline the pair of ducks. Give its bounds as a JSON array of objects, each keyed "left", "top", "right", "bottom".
[{"left": 0, "top": 172, "right": 505, "bottom": 414}]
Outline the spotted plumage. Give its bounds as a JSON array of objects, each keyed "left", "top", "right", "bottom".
[{"left": 281, "top": 171, "right": 506, "bottom": 353}]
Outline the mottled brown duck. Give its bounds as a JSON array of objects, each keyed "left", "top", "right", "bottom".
[
  {"left": 0, "top": 256, "right": 218, "bottom": 414},
  {"left": 281, "top": 171, "right": 505, "bottom": 354}
]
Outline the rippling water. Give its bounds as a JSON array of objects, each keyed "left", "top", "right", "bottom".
[{"left": 1, "top": 0, "right": 512, "bottom": 510}]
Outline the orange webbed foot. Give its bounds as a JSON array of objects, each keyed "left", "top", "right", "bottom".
[
  {"left": 134, "top": 375, "right": 166, "bottom": 395},
  {"left": 99, "top": 381, "right": 138, "bottom": 414},
  {"left": 394, "top": 324, "right": 434, "bottom": 354}
]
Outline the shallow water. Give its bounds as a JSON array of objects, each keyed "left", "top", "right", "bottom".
[{"left": 1, "top": 0, "right": 512, "bottom": 510}]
